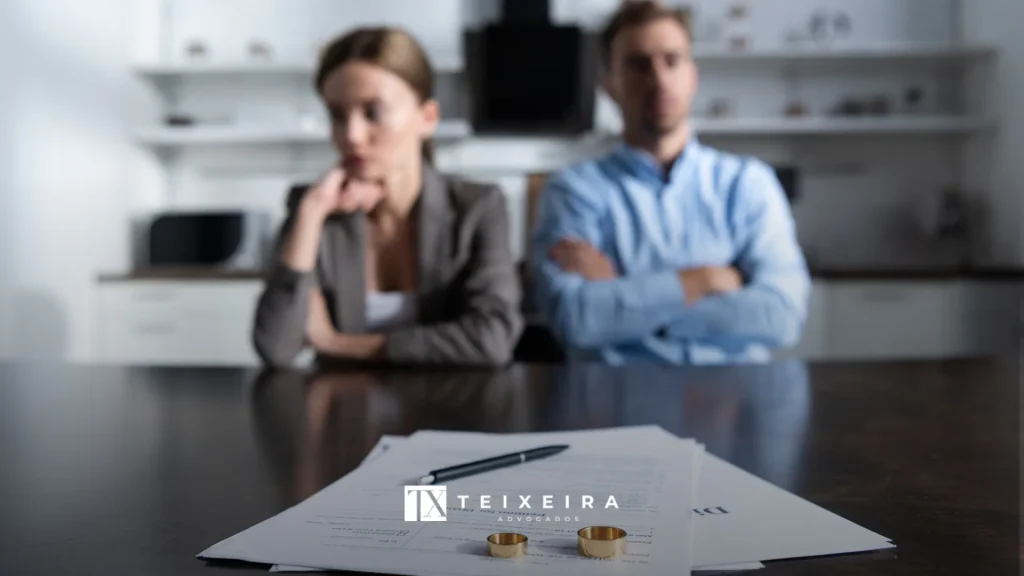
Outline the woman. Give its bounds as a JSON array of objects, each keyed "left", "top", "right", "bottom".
[{"left": 252, "top": 27, "right": 523, "bottom": 368}]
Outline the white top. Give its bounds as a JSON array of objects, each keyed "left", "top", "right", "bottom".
[{"left": 365, "top": 292, "right": 418, "bottom": 332}]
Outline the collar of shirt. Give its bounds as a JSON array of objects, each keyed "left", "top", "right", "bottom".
[{"left": 609, "top": 136, "right": 703, "bottom": 192}]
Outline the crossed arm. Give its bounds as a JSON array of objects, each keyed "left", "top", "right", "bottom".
[{"left": 531, "top": 163, "right": 810, "bottom": 350}]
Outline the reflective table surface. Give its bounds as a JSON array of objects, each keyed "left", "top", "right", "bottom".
[{"left": 0, "top": 359, "right": 1019, "bottom": 575}]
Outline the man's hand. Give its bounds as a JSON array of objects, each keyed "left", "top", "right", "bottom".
[
  {"left": 550, "top": 239, "right": 618, "bottom": 281},
  {"left": 679, "top": 266, "right": 743, "bottom": 305}
]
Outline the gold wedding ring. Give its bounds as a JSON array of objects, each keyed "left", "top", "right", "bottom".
[
  {"left": 577, "top": 526, "right": 628, "bottom": 558},
  {"left": 487, "top": 532, "right": 528, "bottom": 558}
]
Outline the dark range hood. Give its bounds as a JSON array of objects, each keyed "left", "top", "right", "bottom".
[
  {"left": 501, "top": 0, "right": 551, "bottom": 24},
  {"left": 464, "top": 0, "right": 597, "bottom": 135}
]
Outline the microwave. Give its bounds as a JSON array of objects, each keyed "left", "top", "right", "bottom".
[{"left": 135, "top": 211, "right": 271, "bottom": 269}]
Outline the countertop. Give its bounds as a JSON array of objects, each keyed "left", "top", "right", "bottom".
[
  {"left": 97, "top": 267, "right": 265, "bottom": 281},
  {"left": 97, "top": 265, "right": 1024, "bottom": 283},
  {"left": 808, "top": 265, "right": 1024, "bottom": 281},
  {"left": 0, "top": 359, "right": 1019, "bottom": 575}
]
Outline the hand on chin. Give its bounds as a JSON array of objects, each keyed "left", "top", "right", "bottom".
[{"left": 337, "top": 177, "right": 385, "bottom": 214}]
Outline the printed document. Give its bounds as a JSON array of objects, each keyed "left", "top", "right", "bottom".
[
  {"left": 271, "top": 429, "right": 893, "bottom": 571},
  {"left": 271, "top": 434, "right": 761, "bottom": 575},
  {"left": 200, "top": 426, "right": 698, "bottom": 576},
  {"left": 404, "top": 428, "right": 893, "bottom": 565}
]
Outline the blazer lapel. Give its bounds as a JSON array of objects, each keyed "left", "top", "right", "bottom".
[
  {"left": 332, "top": 165, "right": 448, "bottom": 332},
  {"left": 417, "top": 164, "right": 452, "bottom": 298},
  {"left": 331, "top": 214, "right": 367, "bottom": 333}
]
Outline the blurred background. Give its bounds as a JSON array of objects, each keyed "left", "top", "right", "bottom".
[{"left": 0, "top": 0, "right": 1020, "bottom": 365}]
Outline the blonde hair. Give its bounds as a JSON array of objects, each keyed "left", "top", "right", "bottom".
[{"left": 315, "top": 27, "right": 435, "bottom": 163}]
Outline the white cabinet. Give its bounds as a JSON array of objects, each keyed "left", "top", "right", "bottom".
[
  {"left": 97, "top": 280, "right": 264, "bottom": 366},
  {"left": 781, "top": 281, "right": 831, "bottom": 360},
  {"left": 822, "top": 279, "right": 1022, "bottom": 361},
  {"left": 94, "top": 278, "right": 1019, "bottom": 365},
  {"left": 952, "top": 282, "right": 1023, "bottom": 356},
  {"left": 826, "top": 281, "right": 956, "bottom": 360}
]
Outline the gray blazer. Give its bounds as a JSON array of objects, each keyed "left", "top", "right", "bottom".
[{"left": 252, "top": 164, "right": 524, "bottom": 368}]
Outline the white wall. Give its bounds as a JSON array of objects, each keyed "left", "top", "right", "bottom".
[
  {"left": 1, "top": 0, "right": 154, "bottom": 361},
  {"left": 961, "top": 0, "right": 1024, "bottom": 265},
  {"left": 0, "top": 1, "right": 16, "bottom": 360}
]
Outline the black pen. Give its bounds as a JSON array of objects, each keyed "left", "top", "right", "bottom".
[{"left": 419, "top": 445, "right": 569, "bottom": 485}]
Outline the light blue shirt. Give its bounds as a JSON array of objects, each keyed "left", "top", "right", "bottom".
[{"left": 531, "top": 138, "right": 811, "bottom": 365}]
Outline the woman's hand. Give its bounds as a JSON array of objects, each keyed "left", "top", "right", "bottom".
[
  {"left": 300, "top": 167, "right": 385, "bottom": 221},
  {"left": 305, "top": 290, "right": 385, "bottom": 361},
  {"left": 305, "top": 289, "right": 339, "bottom": 352}
]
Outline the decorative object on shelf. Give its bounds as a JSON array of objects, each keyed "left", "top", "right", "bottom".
[
  {"left": 708, "top": 98, "right": 735, "bottom": 118},
  {"left": 832, "top": 95, "right": 891, "bottom": 116},
  {"left": 185, "top": 40, "right": 209, "bottom": 61},
  {"left": 782, "top": 73, "right": 808, "bottom": 117},
  {"left": 725, "top": 2, "right": 751, "bottom": 52},
  {"left": 833, "top": 97, "right": 867, "bottom": 116},
  {"left": 868, "top": 95, "right": 891, "bottom": 115},
  {"left": 832, "top": 11, "right": 852, "bottom": 41},
  {"left": 809, "top": 10, "right": 830, "bottom": 42},
  {"left": 164, "top": 114, "right": 195, "bottom": 127},
  {"left": 248, "top": 40, "right": 274, "bottom": 62},
  {"left": 785, "top": 101, "right": 810, "bottom": 117},
  {"left": 808, "top": 9, "right": 853, "bottom": 45},
  {"left": 904, "top": 85, "right": 926, "bottom": 114}
]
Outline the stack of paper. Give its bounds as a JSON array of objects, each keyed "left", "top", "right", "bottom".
[{"left": 199, "top": 426, "right": 894, "bottom": 575}]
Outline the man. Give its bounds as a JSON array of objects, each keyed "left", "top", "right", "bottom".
[{"left": 531, "top": 0, "right": 811, "bottom": 365}]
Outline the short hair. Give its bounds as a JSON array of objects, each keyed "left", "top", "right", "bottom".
[{"left": 599, "top": 1, "right": 692, "bottom": 68}]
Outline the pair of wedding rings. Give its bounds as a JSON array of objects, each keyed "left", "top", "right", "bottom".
[{"left": 486, "top": 526, "right": 628, "bottom": 559}]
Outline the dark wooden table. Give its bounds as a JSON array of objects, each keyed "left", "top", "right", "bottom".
[{"left": 0, "top": 360, "right": 1019, "bottom": 575}]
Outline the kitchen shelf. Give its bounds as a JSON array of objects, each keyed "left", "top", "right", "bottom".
[
  {"left": 134, "top": 116, "right": 989, "bottom": 148},
  {"left": 691, "top": 43, "right": 996, "bottom": 66},
  {"left": 691, "top": 116, "right": 994, "bottom": 136},
  {"left": 134, "top": 119, "right": 473, "bottom": 146},
  {"left": 134, "top": 62, "right": 314, "bottom": 77},
  {"left": 132, "top": 44, "right": 994, "bottom": 79},
  {"left": 133, "top": 55, "right": 463, "bottom": 79}
]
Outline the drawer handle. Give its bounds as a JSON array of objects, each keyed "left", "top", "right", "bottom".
[{"left": 135, "top": 323, "right": 176, "bottom": 335}]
